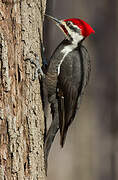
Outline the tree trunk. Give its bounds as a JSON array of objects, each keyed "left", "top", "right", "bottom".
[{"left": 0, "top": 0, "right": 46, "bottom": 179}]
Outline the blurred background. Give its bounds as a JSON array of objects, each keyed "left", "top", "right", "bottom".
[{"left": 43, "top": 0, "right": 118, "bottom": 179}]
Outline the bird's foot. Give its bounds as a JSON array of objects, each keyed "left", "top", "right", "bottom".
[{"left": 24, "top": 52, "right": 45, "bottom": 80}]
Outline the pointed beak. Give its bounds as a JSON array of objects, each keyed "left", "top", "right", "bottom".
[
  {"left": 45, "top": 14, "right": 69, "bottom": 39},
  {"left": 45, "top": 14, "right": 62, "bottom": 25}
]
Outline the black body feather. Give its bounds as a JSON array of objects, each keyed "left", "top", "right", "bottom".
[{"left": 45, "top": 39, "right": 91, "bottom": 147}]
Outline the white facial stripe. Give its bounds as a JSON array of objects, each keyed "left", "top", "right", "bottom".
[{"left": 61, "top": 21, "right": 84, "bottom": 45}]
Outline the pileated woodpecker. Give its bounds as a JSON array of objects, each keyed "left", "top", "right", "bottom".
[
  {"left": 38, "top": 15, "right": 95, "bottom": 169},
  {"left": 44, "top": 14, "right": 94, "bottom": 145}
]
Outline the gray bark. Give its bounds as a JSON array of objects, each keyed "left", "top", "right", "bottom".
[{"left": 0, "top": 0, "right": 46, "bottom": 179}]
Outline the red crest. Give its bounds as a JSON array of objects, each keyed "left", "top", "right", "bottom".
[{"left": 64, "top": 18, "right": 95, "bottom": 37}]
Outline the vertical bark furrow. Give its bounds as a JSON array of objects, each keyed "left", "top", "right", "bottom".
[{"left": 0, "top": 0, "right": 46, "bottom": 179}]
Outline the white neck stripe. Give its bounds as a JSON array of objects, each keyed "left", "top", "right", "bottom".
[{"left": 58, "top": 44, "right": 76, "bottom": 75}]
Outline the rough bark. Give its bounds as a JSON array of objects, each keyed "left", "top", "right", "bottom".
[{"left": 0, "top": 0, "right": 46, "bottom": 179}]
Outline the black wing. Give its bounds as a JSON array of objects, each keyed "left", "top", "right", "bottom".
[{"left": 58, "top": 45, "right": 90, "bottom": 147}]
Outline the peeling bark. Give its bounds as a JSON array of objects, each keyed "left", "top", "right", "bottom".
[{"left": 0, "top": 0, "right": 46, "bottom": 179}]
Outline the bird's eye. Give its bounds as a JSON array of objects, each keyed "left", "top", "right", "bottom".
[{"left": 66, "top": 21, "right": 72, "bottom": 27}]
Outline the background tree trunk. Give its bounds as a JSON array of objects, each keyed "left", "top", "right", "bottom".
[{"left": 0, "top": 0, "right": 46, "bottom": 179}]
